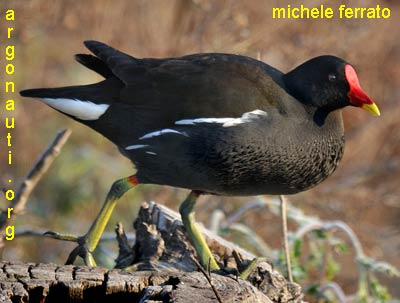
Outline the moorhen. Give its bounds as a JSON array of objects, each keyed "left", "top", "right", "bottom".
[{"left": 20, "top": 41, "right": 380, "bottom": 269}]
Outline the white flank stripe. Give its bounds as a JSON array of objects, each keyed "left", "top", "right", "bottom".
[
  {"left": 146, "top": 151, "right": 157, "bottom": 155},
  {"left": 125, "top": 144, "right": 149, "bottom": 150},
  {"left": 175, "top": 109, "right": 267, "bottom": 128},
  {"left": 176, "top": 118, "right": 233, "bottom": 125},
  {"left": 139, "top": 128, "right": 188, "bottom": 140},
  {"left": 42, "top": 98, "right": 110, "bottom": 121}
]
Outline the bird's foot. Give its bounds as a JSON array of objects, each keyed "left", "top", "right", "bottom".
[
  {"left": 238, "top": 257, "right": 270, "bottom": 279},
  {"left": 44, "top": 231, "right": 97, "bottom": 266},
  {"left": 44, "top": 176, "right": 139, "bottom": 266}
]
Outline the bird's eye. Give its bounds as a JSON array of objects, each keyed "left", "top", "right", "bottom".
[{"left": 328, "top": 74, "right": 337, "bottom": 82}]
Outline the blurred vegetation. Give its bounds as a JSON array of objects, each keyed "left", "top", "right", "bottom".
[
  {"left": 212, "top": 197, "right": 399, "bottom": 301},
  {"left": 0, "top": 0, "right": 399, "bottom": 301}
]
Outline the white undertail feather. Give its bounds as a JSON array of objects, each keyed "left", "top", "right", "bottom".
[{"left": 42, "top": 98, "right": 110, "bottom": 120}]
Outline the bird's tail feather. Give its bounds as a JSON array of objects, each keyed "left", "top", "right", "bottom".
[
  {"left": 19, "top": 83, "right": 120, "bottom": 121},
  {"left": 19, "top": 40, "right": 132, "bottom": 121},
  {"left": 21, "top": 86, "right": 83, "bottom": 99},
  {"left": 75, "top": 54, "right": 113, "bottom": 78}
]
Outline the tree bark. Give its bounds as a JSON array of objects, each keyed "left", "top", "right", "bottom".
[{"left": 0, "top": 202, "right": 306, "bottom": 303}]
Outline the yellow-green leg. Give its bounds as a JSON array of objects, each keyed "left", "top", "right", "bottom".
[
  {"left": 45, "top": 175, "right": 139, "bottom": 266},
  {"left": 179, "top": 191, "right": 220, "bottom": 271}
]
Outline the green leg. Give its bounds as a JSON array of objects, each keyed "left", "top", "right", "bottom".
[
  {"left": 179, "top": 191, "right": 220, "bottom": 271},
  {"left": 239, "top": 257, "right": 269, "bottom": 279},
  {"left": 45, "top": 175, "right": 139, "bottom": 266}
]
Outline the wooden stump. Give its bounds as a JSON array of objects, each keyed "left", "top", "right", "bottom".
[{"left": 0, "top": 202, "right": 306, "bottom": 302}]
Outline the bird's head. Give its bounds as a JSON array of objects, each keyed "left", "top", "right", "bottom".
[{"left": 284, "top": 55, "right": 380, "bottom": 117}]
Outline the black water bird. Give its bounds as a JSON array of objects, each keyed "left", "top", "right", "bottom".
[{"left": 20, "top": 41, "right": 380, "bottom": 269}]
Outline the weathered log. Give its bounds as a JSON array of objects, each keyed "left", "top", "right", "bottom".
[
  {"left": 0, "top": 262, "right": 275, "bottom": 303},
  {"left": 0, "top": 202, "right": 306, "bottom": 302}
]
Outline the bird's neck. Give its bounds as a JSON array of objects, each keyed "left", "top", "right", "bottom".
[{"left": 314, "top": 109, "right": 344, "bottom": 136}]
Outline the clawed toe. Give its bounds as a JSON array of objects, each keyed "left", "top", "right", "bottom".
[
  {"left": 44, "top": 230, "right": 80, "bottom": 242},
  {"left": 238, "top": 257, "right": 270, "bottom": 279},
  {"left": 44, "top": 231, "right": 96, "bottom": 266}
]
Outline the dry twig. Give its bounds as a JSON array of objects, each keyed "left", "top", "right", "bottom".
[
  {"left": 190, "top": 255, "right": 224, "bottom": 303},
  {"left": 280, "top": 195, "right": 293, "bottom": 283},
  {"left": 0, "top": 129, "right": 71, "bottom": 251}
]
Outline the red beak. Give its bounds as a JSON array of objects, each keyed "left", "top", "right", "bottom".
[{"left": 345, "top": 64, "right": 380, "bottom": 116}]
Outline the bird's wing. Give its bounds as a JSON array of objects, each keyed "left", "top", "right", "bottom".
[
  {"left": 82, "top": 41, "right": 296, "bottom": 147},
  {"left": 21, "top": 41, "right": 293, "bottom": 147}
]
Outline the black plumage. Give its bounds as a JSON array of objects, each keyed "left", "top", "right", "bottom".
[
  {"left": 20, "top": 40, "right": 380, "bottom": 268},
  {"left": 21, "top": 41, "right": 378, "bottom": 196}
]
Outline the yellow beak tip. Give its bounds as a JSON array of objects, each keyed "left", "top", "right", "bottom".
[{"left": 362, "top": 103, "right": 380, "bottom": 116}]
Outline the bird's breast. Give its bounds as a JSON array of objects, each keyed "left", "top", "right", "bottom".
[
  {"left": 132, "top": 112, "right": 346, "bottom": 197},
  {"left": 199, "top": 118, "right": 346, "bottom": 196}
]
